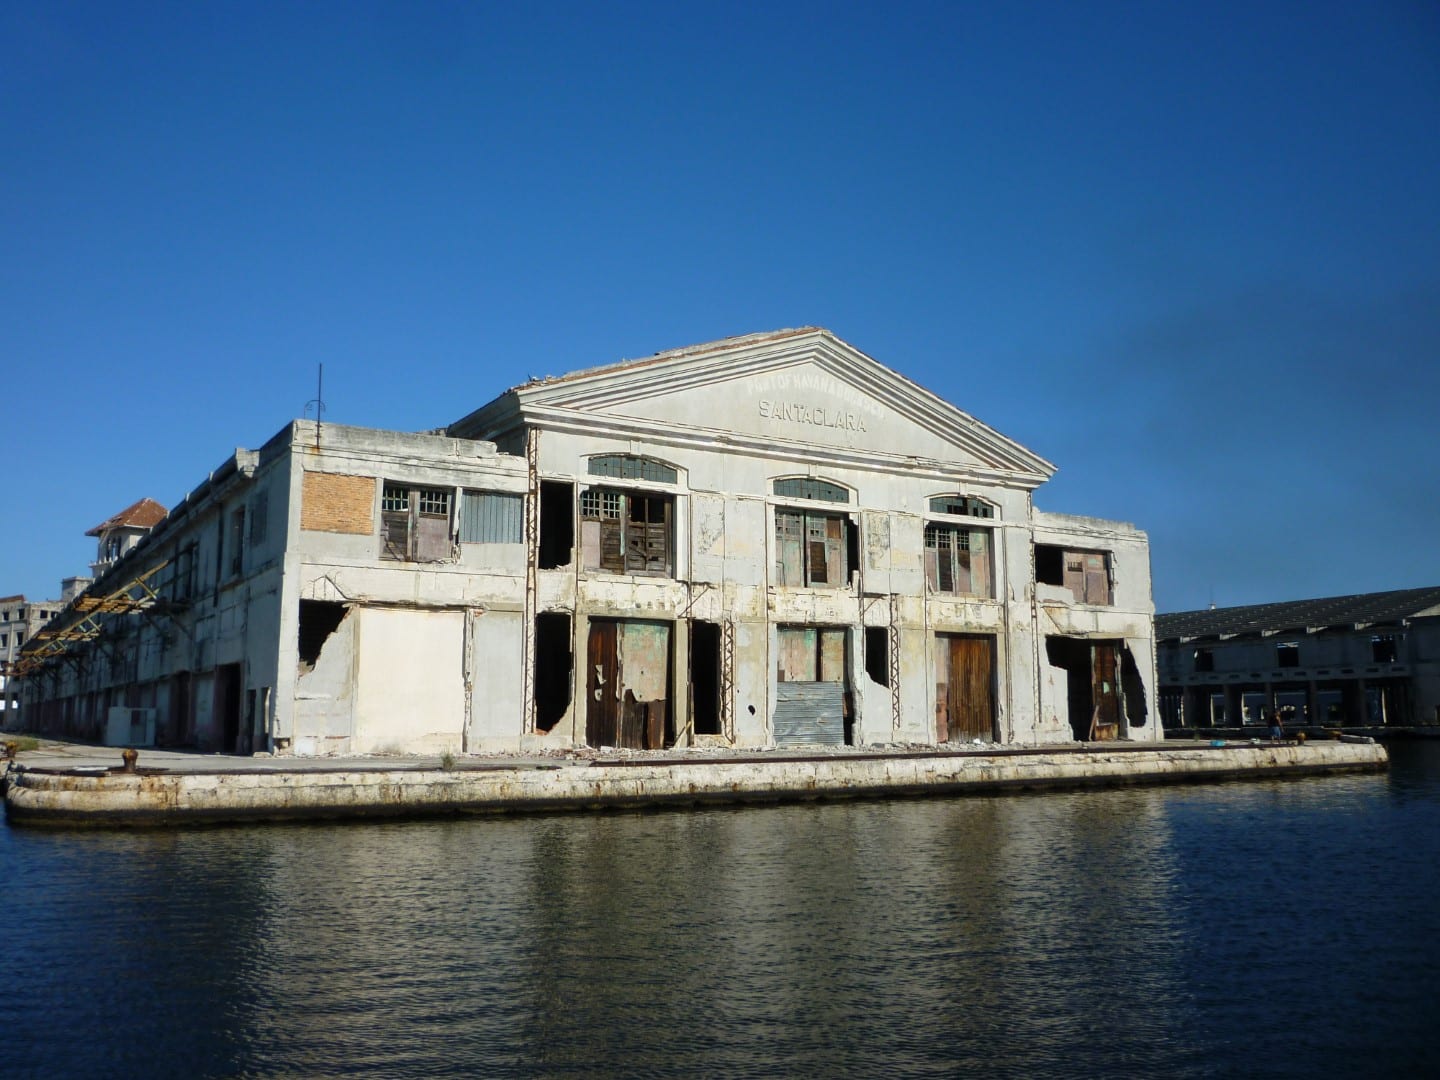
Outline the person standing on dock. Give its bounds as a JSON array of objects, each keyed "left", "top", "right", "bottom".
[{"left": 1268, "top": 707, "right": 1285, "bottom": 743}]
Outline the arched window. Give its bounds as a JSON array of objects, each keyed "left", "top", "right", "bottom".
[
  {"left": 773, "top": 477, "right": 854, "bottom": 588},
  {"left": 928, "top": 494, "right": 994, "bottom": 519},
  {"left": 587, "top": 455, "right": 677, "bottom": 484},
  {"left": 579, "top": 455, "right": 677, "bottom": 575},
  {"left": 773, "top": 477, "right": 850, "bottom": 503}
]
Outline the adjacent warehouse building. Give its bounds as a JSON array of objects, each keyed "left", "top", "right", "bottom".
[
  {"left": 1156, "top": 587, "right": 1440, "bottom": 730},
  {"left": 17, "top": 328, "right": 1156, "bottom": 755}
]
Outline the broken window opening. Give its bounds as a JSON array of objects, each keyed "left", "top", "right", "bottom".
[
  {"left": 928, "top": 494, "right": 995, "bottom": 519},
  {"left": 298, "top": 600, "right": 347, "bottom": 670},
  {"left": 1035, "top": 544, "right": 1111, "bottom": 605},
  {"left": 1276, "top": 642, "right": 1300, "bottom": 668},
  {"left": 381, "top": 483, "right": 453, "bottom": 563},
  {"left": 1047, "top": 637, "right": 1122, "bottom": 740},
  {"left": 538, "top": 480, "right": 574, "bottom": 569},
  {"left": 864, "top": 626, "right": 889, "bottom": 687},
  {"left": 690, "top": 620, "right": 722, "bottom": 736},
  {"left": 228, "top": 507, "right": 246, "bottom": 579},
  {"left": 534, "top": 612, "right": 572, "bottom": 733},
  {"left": 1194, "top": 648, "right": 1214, "bottom": 672},
  {"left": 774, "top": 509, "right": 855, "bottom": 588},
  {"left": 924, "top": 523, "right": 993, "bottom": 597},
  {"left": 579, "top": 487, "right": 674, "bottom": 575},
  {"left": 1372, "top": 634, "right": 1398, "bottom": 664}
]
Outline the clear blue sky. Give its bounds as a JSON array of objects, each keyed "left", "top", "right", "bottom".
[{"left": 4, "top": 1, "right": 1436, "bottom": 613}]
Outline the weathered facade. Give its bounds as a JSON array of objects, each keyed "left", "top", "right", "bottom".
[
  {"left": 1, "top": 594, "right": 66, "bottom": 718},
  {"left": 1157, "top": 587, "right": 1440, "bottom": 730},
  {"left": 19, "top": 328, "right": 1156, "bottom": 754}
]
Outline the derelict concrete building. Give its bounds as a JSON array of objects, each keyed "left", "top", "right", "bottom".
[{"left": 18, "top": 328, "right": 1156, "bottom": 754}]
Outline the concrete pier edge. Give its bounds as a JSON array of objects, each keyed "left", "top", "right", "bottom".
[{"left": 1, "top": 742, "right": 1389, "bottom": 828}]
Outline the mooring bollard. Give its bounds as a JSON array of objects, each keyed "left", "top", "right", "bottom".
[{"left": 121, "top": 747, "right": 139, "bottom": 774}]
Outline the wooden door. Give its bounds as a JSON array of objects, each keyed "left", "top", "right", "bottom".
[
  {"left": 938, "top": 634, "right": 996, "bottom": 742},
  {"left": 1092, "top": 642, "right": 1120, "bottom": 730}
]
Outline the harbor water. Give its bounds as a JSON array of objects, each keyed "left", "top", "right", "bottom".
[{"left": 4, "top": 740, "right": 1438, "bottom": 1078}]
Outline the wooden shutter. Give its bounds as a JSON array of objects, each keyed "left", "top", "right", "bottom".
[
  {"left": 381, "top": 511, "right": 411, "bottom": 560},
  {"left": 776, "top": 511, "right": 804, "bottom": 587}
]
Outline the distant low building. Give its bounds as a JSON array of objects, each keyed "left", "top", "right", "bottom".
[
  {"left": 1, "top": 594, "right": 65, "bottom": 718},
  {"left": 1156, "top": 587, "right": 1440, "bottom": 730}
]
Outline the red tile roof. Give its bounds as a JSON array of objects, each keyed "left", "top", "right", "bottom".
[{"left": 86, "top": 498, "right": 168, "bottom": 537}]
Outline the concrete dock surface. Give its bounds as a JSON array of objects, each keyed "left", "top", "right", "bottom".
[{"left": 1, "top": 735, "right": 1389, "bottom": 828}]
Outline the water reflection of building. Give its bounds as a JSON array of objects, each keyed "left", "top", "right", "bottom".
[
  {"left": 18, "top": 328, "right": 1156, "bottom": 754},
  {"left": 1157, "top": 587, "right": 1440, "bottom": 730}
]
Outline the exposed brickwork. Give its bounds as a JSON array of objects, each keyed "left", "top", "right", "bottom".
[{"left": 302, "top": 472, "right": 375, "bottom": 534}]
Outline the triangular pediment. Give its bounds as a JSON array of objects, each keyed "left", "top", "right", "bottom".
[{"left": 455, "top": 329, "right": 1054, "bottom": 484}]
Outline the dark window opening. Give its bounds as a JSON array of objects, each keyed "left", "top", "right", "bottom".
[
  {"left": 865, "top": 626, "right": 889, "bottom": 687},
  {"left": 1372, "top": 634, "right": 1398, "bottom": 664},
  {"left": 298, "top": 600, "right": 347, "bottom": 669},
  {"left": 928, "top": 495, "right": 994, "bottom": 518},
  {"left": 1194, "top": 648, "right": 1214, "bottom": 672},
  {"left": 691, "top": 620, "right": 722, "bottom": 736},
  {"left": 538, "top": 481, "right": 573, "bottom": 569},
  {"left": 1277, "top": 642, "right": 1300, "bottom": 668},
  {"left": 534, "top": 612, "right": 573, "bottom": 733},
  {"left": 1120, "top": 644, "right": 1148, "bottom": 728},
  {"left": 1035, "top": 544, "right": 1110, "bottom": 605},
  {"left": 228, "top": 507, "right": 246, "bottom": 578}
]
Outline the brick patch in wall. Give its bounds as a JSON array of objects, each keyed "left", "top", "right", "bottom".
[{"left": 302, "top": 472, "right": 375, "bottom": 534}]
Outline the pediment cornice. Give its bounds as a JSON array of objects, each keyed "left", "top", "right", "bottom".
[{"left": 455, "top": 329, "right": 1055, "bottom": 482}]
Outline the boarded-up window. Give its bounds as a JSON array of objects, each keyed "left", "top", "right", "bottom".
[
  {"left": 301, "top": 472, "right": 375, "bottom": 534},
  {"left": 924, "top": 524, "right": 992, "bottom": 597},
  {"left": 579, "top": 487, "right": 672, "bottom": 575},
  {"left": 459, "top": 491, "right": 523, "bottom": 544},
  {"left": 775, "top": 510, "right": 849, "bottom": 588},
  {"left": 381, "top": 483, "right": 453, "bottom": 563},
  {"left": 776, "top": 627, "right": 847, "bottom": 682}
]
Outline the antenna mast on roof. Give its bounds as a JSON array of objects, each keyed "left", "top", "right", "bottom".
[{"left": 304, "top": 363, "right": 326, "bottom": 449}]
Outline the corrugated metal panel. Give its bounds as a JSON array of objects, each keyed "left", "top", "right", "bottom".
[
  {"left": 774, "top": 682, "right": 846, "bottom": 746},
  {"left": 460, "top": 491, "right": 523, "bottom": 544}
]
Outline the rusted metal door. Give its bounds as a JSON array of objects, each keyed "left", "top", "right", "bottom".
[
  {"left": 1092, "top": 642, "right": 1120, "bottom": 732},
  {"left": 587, "top": 620, "right": 671, "bottom": 749},
  {"left": 586, "top": 620, "right": 619, "bottom": 747},
  {"left": 936, "top": 634, "right": 995, "bottom": 742}
]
